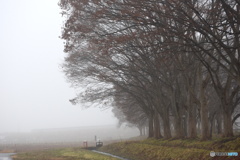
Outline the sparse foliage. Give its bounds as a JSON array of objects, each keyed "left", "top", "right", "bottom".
[{"left": 59, "top": 0, "right": 240, "bottom": 139}]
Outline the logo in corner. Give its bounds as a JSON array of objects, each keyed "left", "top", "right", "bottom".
[{"left": 210, "top": 151, "right": 215, "bottom": 157}]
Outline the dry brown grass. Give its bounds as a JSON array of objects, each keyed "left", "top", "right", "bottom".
[{"left": 0, "top": 149, "right": 15, "bottom": 153}]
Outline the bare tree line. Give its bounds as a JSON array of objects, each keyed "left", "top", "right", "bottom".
[{"left": 59, "top": 0, "right": 240, "bottom": 140}]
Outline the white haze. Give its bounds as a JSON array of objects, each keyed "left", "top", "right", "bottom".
[{"left": 0, "top": 0, "right": 122, "bottom": 133}]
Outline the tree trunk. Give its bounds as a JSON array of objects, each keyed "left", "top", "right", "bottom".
[
  {"left": 216, "top": 115, "right": 222, "bottom": 135},
  {"left": 209, "top": 117, "right": 214, "bottom": 139},
  {"left": 197, "top": 117, "right": 201, "bottom": 135},
  {"left": 173, "top": 116, "right": 183, "bottom": 138},
  {"left": 138, "top": 126, "right": 143, "bottom": 136},
  {"left": 222, "top": 109, "right": 234, "bottom": 137},
  {"left": 182, "top": 115, "right": 187, "bottom": 137},
  {"left": 200, "top": 94, "right": 210, "bottom": 140},
  {"left": 170, "top": 90, "right": 183, "bottom": 139},
  {"left": 188, "top": 105, "right": 197, "bottom": 138},
  {"left": 148, "top": 116, "right": 154, "bottom": 138},
  {"left": 212, "top": 119, "right": 216, "bottom": 135},
  {"left": 162, "top": 111, "right": 172, "bottom": 139},
  {"left": 154, "top": 112, "right": 162, "bottom": 139},
  {"left": 143, "top": 126, "right": 146, "bottom": 136},
  {"left": 199, "top": 67, "right": 210, "bottom": 140}
]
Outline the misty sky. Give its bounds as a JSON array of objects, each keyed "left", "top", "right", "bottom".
[{"left": 0, "top": 0, "right": 118, "bottom": 132}]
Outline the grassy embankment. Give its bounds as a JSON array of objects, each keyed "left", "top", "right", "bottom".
[
  {"left": 12, "top": 147, "right": 119, "bottom": 160},
  {"left": 99, "top": 137, "right": 240, "bottom": 160},
  {"left": 11, "top": 136, "right": 240, "bottom": 160}
]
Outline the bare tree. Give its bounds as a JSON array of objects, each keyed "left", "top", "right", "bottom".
[{"left": 59, "top": 0, "right": 240, "bottom": 139}]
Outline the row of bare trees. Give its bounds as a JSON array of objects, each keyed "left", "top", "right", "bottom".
[{"left": 59, "top": 0, "right": 240, "bottom": 140}]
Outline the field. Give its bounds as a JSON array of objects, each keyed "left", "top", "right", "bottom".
[
  {"left": 12, "top": 148, "right": 120, "bottom": 160},
  {"left": 7, "top": 136, "right": 240, "bottom": 160},
  {"left": 0, "top": 140, "right": 122, "bottom": 153}
]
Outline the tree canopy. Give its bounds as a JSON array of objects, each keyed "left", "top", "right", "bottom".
[{"left": 59, "top": 0, "right": 240, "bottom": 139}]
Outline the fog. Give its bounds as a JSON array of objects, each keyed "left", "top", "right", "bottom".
[
  {"left": 0, "top": 0, "right": 135, "bottom": 137},
  {"left": 0, "top": 125, "right": 139, "bottom": 144}
]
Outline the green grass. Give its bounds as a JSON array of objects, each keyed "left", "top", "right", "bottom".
[
  {"left": 12, "top": 148, "right": 119, "bottom": 160},
  {"left": 98, "top": 137, "right": 240, "bottom": 160}
]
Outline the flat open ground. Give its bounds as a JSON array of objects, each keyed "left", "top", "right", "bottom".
[
  {"left": 6, "top": 136, "right": 240, "bottom": 160},
  {"left": 12, "top": 148, "right": 120, "bottom": 160}
]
